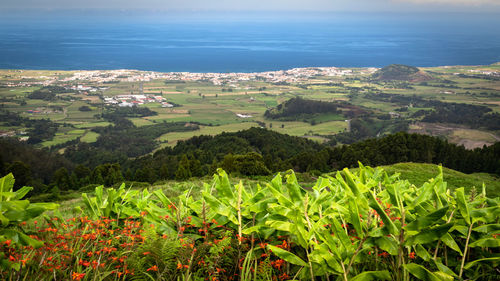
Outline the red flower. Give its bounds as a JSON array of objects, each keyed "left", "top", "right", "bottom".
[
  {"left": 72, "top": 272, "right": 85, "bottom": 280},
  {"left": 409, "top": 252, "right": 416, "bottom": 259},
  {"left": 147, "top": 265, "right": 158, "bottom": 272}
]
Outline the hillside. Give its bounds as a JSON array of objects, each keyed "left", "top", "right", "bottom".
[
  {"left": 372, "top": 64, "right": 432, "bottom": 81},
  {"left": 375, "top": 162, "right": 500, "bottom": 197}
]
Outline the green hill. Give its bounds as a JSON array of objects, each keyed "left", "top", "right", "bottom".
[
  {"left": 372, "top": 64, "right": 432, "bottom": 81},
  {"left": 377, "top": 162, "right": 500, "bottom": 197}
]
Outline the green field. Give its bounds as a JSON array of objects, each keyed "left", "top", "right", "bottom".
[{"left": 1, "top": 64, "right": 499, "bottom": 150}]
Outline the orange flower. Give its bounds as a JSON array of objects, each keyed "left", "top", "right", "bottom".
[
  {"left": 409, "top": 252, "right": 416, "bottom": 259},
  {"left": 147, "top": 265, "right": 159, "bottom": 272},
  {"left": 72, "top": 272, "right": 85, "bottom": 280},
  {"left": 177, "top": 263, "right": 183, "bottom": 269}
]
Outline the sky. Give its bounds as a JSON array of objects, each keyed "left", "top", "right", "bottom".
[{"left": 1, "top": 0, "right": 500, "bottom": 12}]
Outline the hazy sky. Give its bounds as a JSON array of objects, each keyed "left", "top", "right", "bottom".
[{"left": 1, "top": 0, "right": 499, "bottom": 12}]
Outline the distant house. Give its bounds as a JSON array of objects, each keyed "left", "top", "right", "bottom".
[
  {"left": 119, "top": 102, "right": 134, "bottom": 107},
  {"left": 236, "top": 113, "right": 253, "bottom": 118}
]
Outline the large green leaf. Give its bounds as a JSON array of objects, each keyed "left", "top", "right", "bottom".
[
  {"left": 464, "top": 257, "right": 500, "bottom": 269},
  {"left": 415, "top": 244, "right": 432, "bottom": 261},
  {"left": 0, "top": 229, "right": 43, "bottom": 248},
  {"left": 406, "top": 223, "right": 453, "bottom": 246},
  {"left": 350, "top": 271, "right": 392, "bottom": 281},
  {"left": 267, "top": 245, "right": 307, "bottom": 267},
  {"left": 455, "top": 188, "right": 470, "bottom": 225},
  {"left": 473, "top": 223, "right": 500, "bottom": 233},
  {"left": 202, "top": 192, "right": 238, "bottom": 224},
  {"left": 285, "top": 171, "right": 304, "bottom": 204},
  {"left": 215, "top": 169, "right": 234, "bottom": 199},
  {"left": 405, "top": 206, "right": 449, "bottom": 231},
  {"left": 310, "top": 244, "right": 343, "bottom": 273},
  {"left": 348, "top": 198, "right": 364, "bottom": 238},
  {"left": 405, "top": 263, "right": 447, "bottom": 281},
  {"left": 368, "top": 191, "right": 398, "bottom": 235},
  {"left": 375, "top": 236, "right": 398, "bottom": 255},
  {"left": 342, "top": 168, "right": 363, "bottom": 197},
  {"left": 11, "top": 186, "right": 33, "bottom": 201},
  {"left": 265, "top": 220, "right": 294, "bottom": 233},
  {"left": 0, "top": 173, "right": 15, "bottom": 201},
  {"left": 440, "top": 233, "right": 462, "bottom": 255},
  {"left": 469, "top": 237, "right": 500, "bottom": 248}
]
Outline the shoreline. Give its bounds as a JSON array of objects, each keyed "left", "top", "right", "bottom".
[{"left": 1, "top": 62, "right": 499, "bottom": 75}]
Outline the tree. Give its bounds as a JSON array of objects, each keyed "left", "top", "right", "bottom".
[
  {"left": 78, "top": 105, "right": 92, "bottom": 112},
  {"left": 5, "top": 161, "right": 31, "bottom": 190},
  {"left": 175, "top": 155, "right": 191, "bottom": 180},
  {"left": 53, "top": 167, "right": 71, "bottom": 190},
  {"left": 74, "top": 164, "right": 91, "bottom": 187}
]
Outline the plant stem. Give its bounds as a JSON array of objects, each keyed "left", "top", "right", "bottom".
[
  {"left": 340, "top": 260, "right": 348, "bottom": 281},
  {"left": 346, "top": 236, "right": 367, "bottom": 276},
  {"left": 397, "top": 199, "right": 406, "bottom": 281},
  {"left": 459, "top": 222, "right": 474, "bottom": 278},
  {"left": 303, "top": 194, "right": 316, "bottom": 280},
  {"left": 237, "top": 182, "right": 242, "bottom": 246}
]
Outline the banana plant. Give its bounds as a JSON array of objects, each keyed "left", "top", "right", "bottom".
[
  {"left": 81, "top": 183, "right": 144, "bottom": 219},
  {"left": 0, "top": 174, "right": 58, "bottom": 270}
]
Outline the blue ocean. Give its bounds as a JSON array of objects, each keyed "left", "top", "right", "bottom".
[{"left": 1, "top": 12, "right": 499, "bottom": 72}]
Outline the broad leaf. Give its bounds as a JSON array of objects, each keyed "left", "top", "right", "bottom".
[
  {"left": 351, "top": 271, "right": 391, "bottom": 281},
  {"left": 267, "top": 245, "right": 307, "bottom": 267}
]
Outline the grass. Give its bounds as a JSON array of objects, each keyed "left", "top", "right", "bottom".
[
  {"left": 157, "top": 122, "right": 260, "bottom": 146},
  {"left": 378, "top": 162, "right": 500, "bottom": 197},
  {"left": 80, "top": 131, "right": 99, "bottom": 143},
  {"left": 268, "top": 120, "right": 348, "bottom": 136},
  {"left": 73, "top": 121, "right": 111, "bottom": 128},
  {"left": 449, "top": 129, "right": 498, "bottom": 143}
]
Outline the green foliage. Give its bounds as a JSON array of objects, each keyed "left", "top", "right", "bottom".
[
  {"left": 264, "top": 97, "right": 343, "bottom": 120},
  {"left": 0, "top": 174, "right": 58, "bottom": 270},
  {"left": 2, "top": 165, "right": 500, "bottom": 280},
  {"left": 371, "top": 64, "right": 423, "bottom": 81}
]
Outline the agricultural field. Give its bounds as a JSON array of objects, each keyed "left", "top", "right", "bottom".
[{"left": 1, "top": 63, "right": 500, "bottom": 152}]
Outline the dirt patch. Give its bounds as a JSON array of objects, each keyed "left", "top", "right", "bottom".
[
  {"left": 80, "top": 96, "right": 101, "bottom": 103},
  {"left": 408, "top": 122, "right": 499, "bottom": 149},
  {"left": 159, "top": 91, "right": 184, "bottom": 94}
]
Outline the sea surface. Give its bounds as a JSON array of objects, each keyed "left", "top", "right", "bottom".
[{"left": 1, "top": 13, "right": 500, "bottom": 72}]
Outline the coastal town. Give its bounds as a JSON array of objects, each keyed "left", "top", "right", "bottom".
[{"left": 1, "top": 67, "right": 371, "bottom": 89}]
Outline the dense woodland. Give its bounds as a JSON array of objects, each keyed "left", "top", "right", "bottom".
[
  {"left": 1, "top": 128, "right": 499, "bottom": 199},
  {"left": 27, "top": 86, "right": 75, "bottom": 101},
  {"left": 264, "top": 97, "right": 343, "bottom": 120}
]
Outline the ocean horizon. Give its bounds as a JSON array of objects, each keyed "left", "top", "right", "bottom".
[{"left": 1, "top": 12, "right": 500, "bottom": 73}]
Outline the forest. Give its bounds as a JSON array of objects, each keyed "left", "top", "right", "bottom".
[{"left": 1, "top": 129, "right": 499, "bottom": 198}]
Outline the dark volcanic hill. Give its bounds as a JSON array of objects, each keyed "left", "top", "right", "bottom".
[{"left": 372, "top": 64, "right": 432, "bottom": 82}]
